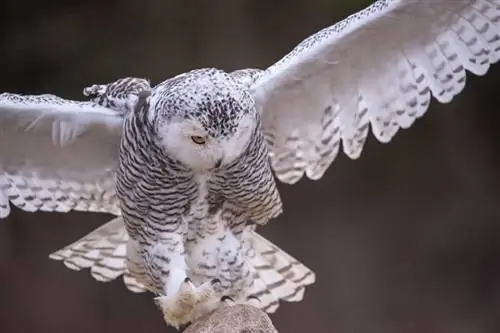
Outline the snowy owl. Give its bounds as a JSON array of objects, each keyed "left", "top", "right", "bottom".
[{"left": 1, "top": 0, "right": 499, "bottom": 329}]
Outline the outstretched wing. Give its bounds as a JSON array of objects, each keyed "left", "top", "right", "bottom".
[
  {"left": 251, "top": 0, "right": 500, "bottom": 184},
  {"left": 0, "top": 92, "right": 123, "bottom": 217}
]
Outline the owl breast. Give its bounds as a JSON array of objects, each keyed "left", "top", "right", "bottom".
[{"left": 184, "top": 174, "right": 223, "bottom": 245}]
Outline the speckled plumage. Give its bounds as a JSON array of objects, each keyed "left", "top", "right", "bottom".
[
  {"left": 115, "top": 69, "right": 284, "bottom": 316},
  {"left": 1, "top": 0, "right": 500, "bottom": 329},
  {"left": 152, "top": 69, "right": 254, "bottom": 138}
]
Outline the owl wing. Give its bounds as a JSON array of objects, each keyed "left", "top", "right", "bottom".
[
  {"left": 250, "top": 0, "right": 500, "bottom": 184},
  {"left": 0, "top": 92, "right": 123, "bottom": 217}
]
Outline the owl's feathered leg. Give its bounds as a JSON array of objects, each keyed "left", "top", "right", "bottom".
[
  {"left": 154, "top": 277, "right": 221, "bottom": 329},
  {"left": 175, "top": 208, "right": 257, "bottom": 326},
  {"left": 143, "top": 234, "right": 221, "bottom": 329}
]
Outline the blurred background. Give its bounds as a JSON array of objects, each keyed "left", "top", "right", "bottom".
[{"left": 0, "top": 0, "right": 499, "bottom": 332}]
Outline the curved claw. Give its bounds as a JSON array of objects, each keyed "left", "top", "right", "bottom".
[
  {"left": 247, "top": 295, "right": 261, "bottom": 303},
  {"left": 156, "top": 278, "right": 222, "bottom": 328},
  {"left": 221, "top": 295, "right": 234, "bottom": 302}
]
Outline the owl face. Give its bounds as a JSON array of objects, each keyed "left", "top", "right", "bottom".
[
  {"left": 150, "top": 68, "right": 258, "bottom": 172},
  {"left": 157, "top": 111, "right": 256, "bottom": 172}
]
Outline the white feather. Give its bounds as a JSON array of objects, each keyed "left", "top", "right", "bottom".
[
  {"left": 244, "top": 230, "right": 315, "bottom": 313},
  {"left": 250, "top": 0, "right": 500, "bottom": 184},
  {"left": 49, "top": 217, "right": 148, "bottom": 293},
  {"left": 0, "top": 92, "right": 123, "bottom": 217}
]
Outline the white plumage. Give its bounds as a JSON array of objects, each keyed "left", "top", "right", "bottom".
[
  {"left": 0, "top": 93, "right": 122, "bottom": 218},
  {"left": 48, "top": 217, "right": 147, "bottom": 293},
  {"left": 253, "top": 0, "right": 500, "bottom": 183},
  {"left": 0, "top": 0, "right": 499, "bottom": 328}
]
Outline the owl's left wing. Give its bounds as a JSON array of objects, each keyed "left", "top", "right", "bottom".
[{"left": 250, "top": 0, "right": 500, "bottom": 184}]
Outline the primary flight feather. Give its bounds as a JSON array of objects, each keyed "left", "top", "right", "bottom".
[{"left": 0, "top": 0, "right": 498, "bottom": 328}]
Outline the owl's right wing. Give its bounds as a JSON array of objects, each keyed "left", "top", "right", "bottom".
[{"left": 0, "top": 92, "right": 124, "bottom": 218}]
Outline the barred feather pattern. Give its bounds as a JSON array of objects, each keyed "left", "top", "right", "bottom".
[
  {"left": 83, "top": 77, "right": 151, "bottom": 115},
  {"left": 0, "top": 93, "right": 122, "bottom": 218},
  {"left": 0, "top": 171, "right": 118, "bottom": 217},
  {"left": 114, "top": 70, "right": 284, "bottom": 301},
  {"left": 48, "top": 217, "right": 147, "bottom": 293},
  {"left": 210, "top": 114, "right": 283, "bottom": 226},
  {"left": 245, "top": 230, "right": 315, "bottom": 312},
  {"left": 0, "top": 77, "right": 155, "bottom": 218},
  {"left": 116, "top": 90, "right": 197, "bottom": 293},
  {"left": 253, "top": 0, "right": 500, "bottom": 184},
  {"left": 49, "top": 216, "right": 315, "bottom": 313}
]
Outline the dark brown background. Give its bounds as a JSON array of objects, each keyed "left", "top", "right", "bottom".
[{"left": 1, "top": 1, "right": 499, "bottom": 332}]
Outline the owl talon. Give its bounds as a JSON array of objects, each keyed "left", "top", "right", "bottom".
[
  {"left": 221, "top": 295, "right": 234, "bottom": 303},
  {"left": 155, "top": 279, "right": 220, "bottom": 329},
  {"left": 247, "top": 295, "right": 261, "bottom": 302},
  {"left": 246, "top": 295, "right": 262, "bottom": 307}
]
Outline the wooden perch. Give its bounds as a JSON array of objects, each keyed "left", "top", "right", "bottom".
[{"left": 184, "top": 304, "right": 278, "bottom": 333}]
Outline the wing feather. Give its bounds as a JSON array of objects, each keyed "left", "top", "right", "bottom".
[
  {"left": 0, "top": 92, "right": 123, "bottom": 217},
  {"left": 251, "top": 0, "right": 500, "bottom": 184}
]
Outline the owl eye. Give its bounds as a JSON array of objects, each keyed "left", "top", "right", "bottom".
[{"left": 191, "top": 136, "right": 206, "bottom": 145}]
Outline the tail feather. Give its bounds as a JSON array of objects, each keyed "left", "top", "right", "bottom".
[
  {"left": 245, "top": 230, "right": 315, "bottom": 313},
  {"left": 49, "top": 217, "right": 147, "bottom": 293},
  {"left": 247, "top": 271, "right": 280, "bottom": 313},
  {"left": 49, "top": 217, "right": 316, "bottom": 310}
]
